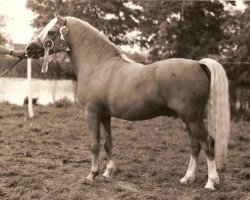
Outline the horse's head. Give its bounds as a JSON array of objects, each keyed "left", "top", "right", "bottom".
[{"left": 26, "top": 13, "right": 69, "bottom": 59}]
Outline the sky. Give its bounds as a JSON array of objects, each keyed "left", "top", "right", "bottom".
[
  {"left": 0, "top": 0, "right": 247, "bottom": 45},
  {"left": 0, "top": 0, "right": 34, "bottom": 44}
]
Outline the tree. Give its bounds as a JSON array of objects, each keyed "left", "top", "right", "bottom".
[
  {"left": 0, "top": 15, "right": 7, "bottom": 45},
  {"left": 139, "top": 1, "right": 226, "bottom": 60},
  {"left": 222, "top": 2, "right": 250, "bottom": 83},
  {"left": 26, "top": 0, "right": 142, "bottom": 46}
]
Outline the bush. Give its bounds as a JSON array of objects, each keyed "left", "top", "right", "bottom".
[{"left": 54, "top": 98, "right": 72, "bottom": 108}]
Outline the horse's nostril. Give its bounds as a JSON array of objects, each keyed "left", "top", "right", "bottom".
[{"left": 26, "top": 46, "right": 31, "bottom": 51}]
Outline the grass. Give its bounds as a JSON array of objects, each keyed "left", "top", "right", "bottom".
[{"left": 0, "top": 102, "right": 249, "bottom": 200}]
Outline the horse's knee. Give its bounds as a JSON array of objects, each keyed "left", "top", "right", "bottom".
[{"left": 91, "top": 143, "right": 100, "bottom": 154}]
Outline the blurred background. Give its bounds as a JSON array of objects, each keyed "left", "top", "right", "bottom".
[{"left": 0, "top": 0, "right": 249, "bottom": 120}]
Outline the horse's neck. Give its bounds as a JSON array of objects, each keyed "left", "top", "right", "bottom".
[{"left": 66, "top": 20, "right": 122, "bottom": 79}]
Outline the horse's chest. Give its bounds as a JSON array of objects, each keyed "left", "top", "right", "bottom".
[
  {"left": 76, "top": 86, "right": 88, "bottom": 106},
  {"left": 76, "top": 82, "right": 108, "bottom": 107}
]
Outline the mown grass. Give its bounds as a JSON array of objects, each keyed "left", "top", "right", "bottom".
[{"left": 0, "top": 102, "right": 249, "bottom": 200}]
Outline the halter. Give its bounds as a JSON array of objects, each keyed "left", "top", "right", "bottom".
[
  {"left": 42, "top": 21, "right": 69, "bottom": 52},
  {"left": 41, "top": 19, "right": 69, "bottom": 73}
]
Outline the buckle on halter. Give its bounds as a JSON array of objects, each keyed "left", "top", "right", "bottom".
[
  {"left": 60, "top": 26, "right": 68, "bottom": 36},
  {"left": 43, "top": 39, "right": 54, "bottom": 50}
]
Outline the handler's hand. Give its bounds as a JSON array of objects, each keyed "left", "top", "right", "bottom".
[{"left": 11, "top": 50, "right": 26, "bottom": 58}]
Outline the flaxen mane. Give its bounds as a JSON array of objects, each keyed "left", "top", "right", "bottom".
[{"left": 66, "top": 17, "right": 123, "bottom": 63}]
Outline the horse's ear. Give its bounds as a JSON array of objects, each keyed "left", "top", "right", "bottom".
[{"left": 54, "top": 12, "right": 66, "bottom": 25}]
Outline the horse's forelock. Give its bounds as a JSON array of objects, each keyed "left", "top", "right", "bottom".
[{"left": 38, "top": 18, "right": 58, "bottom": 41}]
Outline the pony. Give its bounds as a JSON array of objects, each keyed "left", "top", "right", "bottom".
[{"left": 25, "top": 13, "right": 230, "bottom": 190}]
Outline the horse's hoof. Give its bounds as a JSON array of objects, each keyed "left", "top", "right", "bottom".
[
  {"left": 180, "top": 177, "right": 187, "bottom": 184},
  {"left": 205, "top": 183, "right": 215, "bottom": 190},
  {"left": 103, "top": 161, "right": 115, "bottom": 178},
  {"left": 205, "top": 180, "right": 216, "bottom": 190},
  {"left": 86, "top": 172, "right": 98, "bottom": 181},
  {"left": 180, "top": 176, "right": 195, "bottom": 184},
  {"left": 205, "top": 176, "right": 219, "bottom": 190},
  {"left": 103, "top": 170, "right": 112, "bottom": 178},
  {"left": 86, "top": 174, "right": 94, "bottom": 181}
]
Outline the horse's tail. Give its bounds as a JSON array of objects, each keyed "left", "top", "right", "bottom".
[{"left": 199, "top": 58, "right": 230, "bottom": 168}]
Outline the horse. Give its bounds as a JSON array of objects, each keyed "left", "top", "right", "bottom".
[{"left": 25, "top": 13, "right": 230, "bottom": 190}]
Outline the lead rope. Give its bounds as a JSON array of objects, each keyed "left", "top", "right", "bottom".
[{"left": 0, "top": 56, "right": 27, "bottom": 77}]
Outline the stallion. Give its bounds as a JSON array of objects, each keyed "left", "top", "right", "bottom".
[{"left": 26, "top": 13, "right": 230, "bottom": 190}]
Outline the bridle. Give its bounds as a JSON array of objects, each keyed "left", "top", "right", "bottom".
[
  {"left": 42, "top": 20, "right": 69, "bottom": 52},
  {"left": 39, "top": 19, "right": 70, "bottom": 73},
  {"left": 0, "top": 18, "right": 70, "bottom": 77}
]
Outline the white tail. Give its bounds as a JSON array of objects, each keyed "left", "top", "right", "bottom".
[{"left": 199, "top": 58, "right": 230, "bottom": 168}]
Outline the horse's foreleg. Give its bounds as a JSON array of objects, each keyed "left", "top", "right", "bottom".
[
  {"left": 85, "top": 110, "right": 101, "bottom": 181},
  {"left": 180, "top": 139, "right": 201, "bottom": 184},
  {"left": 101, "top": 117, "right": 115, "bottom": 178}
]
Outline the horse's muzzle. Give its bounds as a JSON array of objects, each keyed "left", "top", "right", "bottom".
[{"left": 26, "top": 40, "right": 44, "bottom": 59}]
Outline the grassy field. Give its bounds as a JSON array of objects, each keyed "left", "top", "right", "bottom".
[{"left": 0, "top": 102, "right": 249, "bottom": 200}]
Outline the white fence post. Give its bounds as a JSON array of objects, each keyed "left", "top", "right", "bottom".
[{"left": 27, "top": 58, "right": 34, "bottom": 118}]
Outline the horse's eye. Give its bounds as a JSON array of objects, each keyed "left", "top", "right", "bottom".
[{"left": 48, "top": 30, "right": 55, "bottom": 36}]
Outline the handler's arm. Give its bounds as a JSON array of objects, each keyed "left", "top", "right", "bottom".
[
  {"left": 0, "top": 45, "right": 26, "bottom": 58},
  {"left": 0, "top": 45, "right": 12, "bottom": 55}
]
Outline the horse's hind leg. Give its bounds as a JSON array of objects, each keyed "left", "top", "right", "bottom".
[
  {"left": 101, "top": 116, "right": 115, "bottom": 178},
  {"left": 182, "top": 121, "right": 219, "bottom": 189},
  {"left": 85, "top": 109, "right": 101, "bottom": 181},
  {"left": 197, "top": 122, "right": 219, "bottom": 190},
  {"left": 204, "top": 135, "right": 219, "bottom": 190},
  {"left": 180, "top": 138, "right": 201, "bottom": 184}
]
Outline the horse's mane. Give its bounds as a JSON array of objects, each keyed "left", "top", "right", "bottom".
[{"left": 66, "top": 17, "right": 123, "bottom": 63}]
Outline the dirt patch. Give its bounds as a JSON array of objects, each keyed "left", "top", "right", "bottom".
[{"left": 0, "top": 103, "right": 249, "bottom": 199}]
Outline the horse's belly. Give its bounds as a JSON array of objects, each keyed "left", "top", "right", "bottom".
[{"left": 108, "top": 97, "right": 173, "bottom": 120}]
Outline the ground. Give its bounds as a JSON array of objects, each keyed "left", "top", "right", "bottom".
[{"left": 0, "top": 102, "right": 249, "bottom": 200}]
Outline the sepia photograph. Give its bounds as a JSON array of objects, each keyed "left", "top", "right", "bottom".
[{"left": 0, "top": 0, "right": 249, "bottom": 199}]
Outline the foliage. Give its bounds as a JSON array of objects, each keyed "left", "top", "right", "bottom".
[
  {"left": 223, "top": 2, "right": 250, "bottom": 83},
  {"left": 139, "top": 1, "right": 225, "bottom": 60},
  {"left": 0, "top": 15, "right": 7, "bottom": 45},
  {"left": 54, "top": 97, "right": 72, "bottom": 108},
  {"left": 26, "top": 0, "right": 142, "bottom": 46}
]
